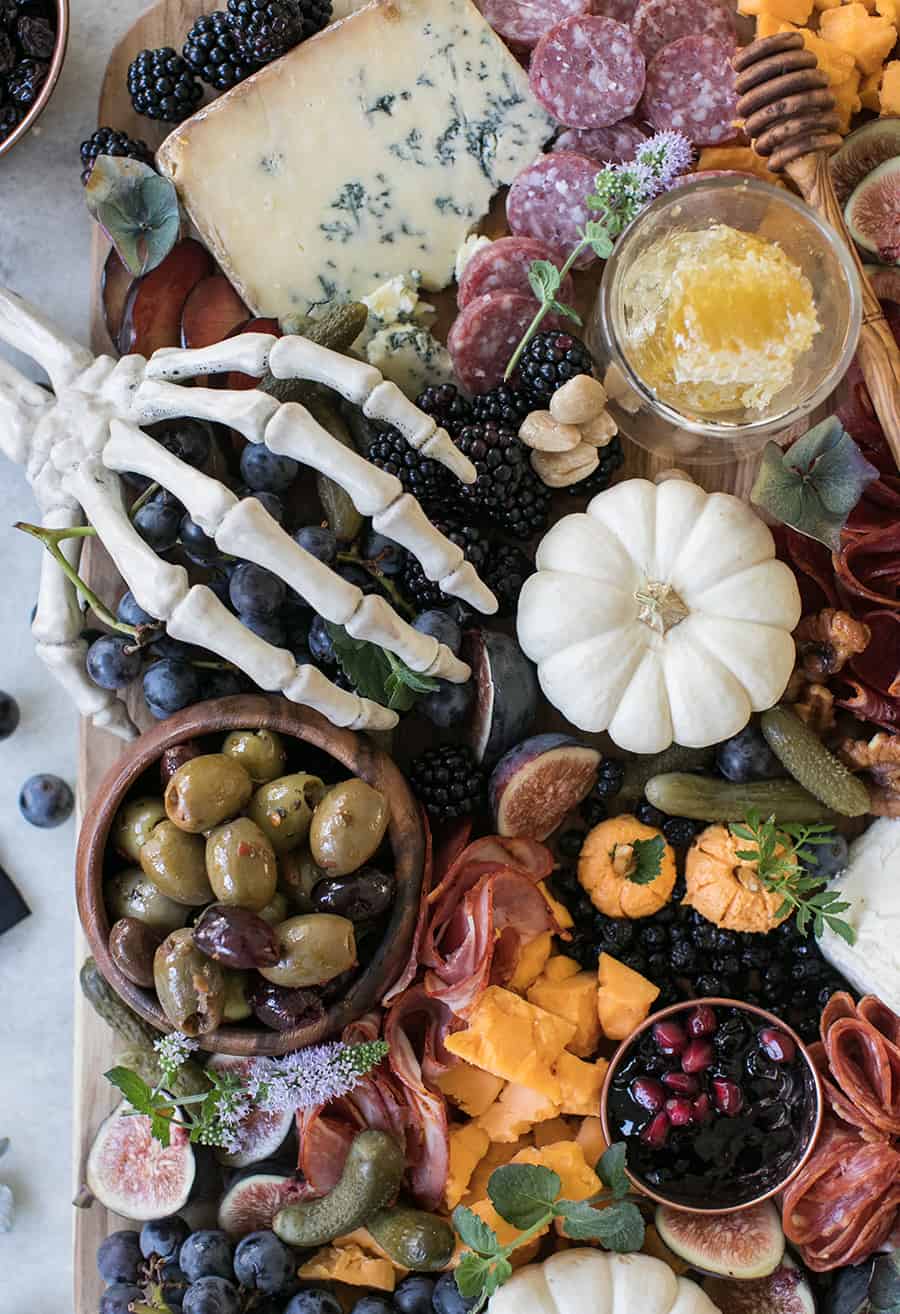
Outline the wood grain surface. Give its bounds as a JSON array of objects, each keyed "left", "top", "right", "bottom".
[{"left": 73, "top": 1, "right": 767, "bottom": 1308}]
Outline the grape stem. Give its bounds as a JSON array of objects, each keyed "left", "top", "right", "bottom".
[
  {"left": 14, "top": 521, "right": 141, "bottom": 638},
  {"left": 337, "top": 551, "right": 415, "bottom": 619}
]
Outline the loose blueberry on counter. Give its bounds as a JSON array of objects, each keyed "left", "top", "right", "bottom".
[
  {"left": 182, "top": 1274, "right": 241, "bottom": 1314},
  {"left": 412, "top": 609, "right": 461, "bottom": 655},
  {"left": 96, "top": 1229, "right": 142, "bottom": 1285},
  {"left": 86, "top": 634, "right": 143, "bottom": 691},
  {"left": 240, "top": 443, "right": 300, "bottom": 492},
  {"left": 284, "top": 1289, "right": 344, "bottom": 1314},
  {"left": 394, "top": 1274, "right": 435, "bottom": 1314},
  {"left": 233, "top": 1230, "right": 294, "bottom": 1293},
  {"left": 18, "top": 773, "right": 73, "bottom": 828},
  {"left": 0, "top": 691, "right": 19, "bottom": 741},
  {"left": 716, "top": 723, "right": 783, "bottom": 783},
  {"left": 293, "top": 525, "right": 337, "bottom": 564},
  {"left": 179, "top": 1229, "right": 234, "bottom": 1281},
  {"left": 143, "top": 659, "right": 201, "bottom": 717},
  {"left": 140, "top": 1214, "right": 191, "bottom": 1261},
  {"left": 100, "top": 1282, "right": 144, "bottom": 1314},
  {"left": 433, "top": 1270, "right": 478, "bottom": 1314}
]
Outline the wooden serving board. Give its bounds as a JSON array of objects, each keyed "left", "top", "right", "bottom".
[{"left": 73, "top": 4, "right": 767, "bottom": 1309}]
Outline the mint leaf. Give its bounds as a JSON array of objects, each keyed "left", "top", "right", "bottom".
[
  {"left": 550, "top": 300, "right": 583, "bottom": 325},
  {"left": 150, "top": 1112, "right": 173, "bottom": 1147},
  {"left": 326, "top": 622, "right": 435, "bottom": 713},
  {"left": 453, "top": 1206, "right": 500, "bottom": 1256},
  {"left": 483, "top": 1257, "right": 513, "bottom": 1297},
  {"left": 528, "top": 259, "right": 562, "bottom": 304},
  {"left": 583, "top": 221, "right": 614, "bottom": 259},
  {"left": 555, "top": 1200, "right": 613, "bottom": 1240},
  {"left": 105, "top": 1067, "right": 154, "bottom": 1114},
  {"left": 597, "top": 1143, "right": 631, "bottom": 1199},
  {"left": 488, "top": 1163, "right": 560, "bottom": 1229},
  {"left": 588, "top": 1201, "right": 645, "bottom": 1253},
  {"left": 455, "top": 1252, "right": 492, "bottom": 1300},
  {"left": 627, "top": 836, "right": 665, "bottom": 886}
]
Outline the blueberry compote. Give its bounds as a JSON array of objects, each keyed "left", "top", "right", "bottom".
[{"left": 607, "top": 1003, "right": 817, "bottom": 1208}]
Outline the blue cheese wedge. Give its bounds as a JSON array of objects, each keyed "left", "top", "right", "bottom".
[
  {"left": 366, "top": 323, "right": 455, "bottom": 397},
  {"left": 156, "top": 0, "right": 554, "bottom": 321}
]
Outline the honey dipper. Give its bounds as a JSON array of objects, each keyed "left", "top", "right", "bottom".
[{"left": 733, "top": 32, "right": 900, "bottom": 469}]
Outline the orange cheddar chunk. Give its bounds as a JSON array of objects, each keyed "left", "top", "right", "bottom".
[
  {"left": 508, "top": 931, "right": 553, "bottom": 993},
  {"left": 542, "top": 955, "right": 581, "bottom": 983},
  {"left": 882, "top": 58, "right": 900, "bottom": 109},
  {"left": 877, "top": 0, "right": 899, "bottom": 22},
  {"left": 576, "top": 1115, "right": 608, "bottom": 1167},
  {"left": 758, "top": 0, "right": 813, "bottom": 22},
  {"left": 539, "top": 881, "right": 574, "bottom": 931},
  {"left": 861, "top": 67, "right": 883, "bottom": 108},
  {"left": 739, "top": 0, "right": 762, "bottom": 12},
  {"left": 444, "top": 987, "right": 577, "bottom": 1099},
  {"left": 554, "top": 1051, "right": 608, "bottom": 1117},
  {"left": 597, "top": 953, "right": 660, "bottom": 1041},
  {"left": 477, "top": 1082, "right": 561, "bottom": 1143},
  {"left": 299, "top": 1244, "right": 396, "bottom": 1290},
  {"left": 819, "top": 3, "right": 897, "bottom": 73},
  {"left": 534, "top": 1116, "right": 575, "bottom": 1147},
  {"left": 831, "top": 68, "right": 863, "bottom": 131},
  {"left": 756, "top": 12, "right": 795, "bottom": 35},
  {"left": 446, "top": 1123, "right": 490, "bottom": 1210},
  {"left": 697, "top": 146, "right": 783, "bottom": 186},
  {"left": 528, "top": 966, "right": 601, "bottom": 1058},
  {"left": 813, "top": 0, "right": 843, "bottom": 9},
  {"left": 434, "top": 1062, "right": 505, "bottom": 1118},
  {"left": 514, "top": 1140, "right": 601, "bottom": 1200}
]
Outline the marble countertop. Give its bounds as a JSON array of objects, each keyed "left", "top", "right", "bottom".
[{"left": 0, "top": 3, "right": 146, "bottom": 1306}]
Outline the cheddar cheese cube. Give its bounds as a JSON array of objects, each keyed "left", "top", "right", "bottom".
[
  {"left": 554, "top": 1052, "right": 608, "bottom": 1117},
  {"left": 300, "top": 1244, "right": 396, "bottom": 1290},
  {"left": 831, "top": 68, "right": 863, "bottom": 131},
  {"left": 534, "top": 1116, "right": 575, "bottom": 1147},
  {"left": 446, "top": 1122, "right": 490, "bottom": 1210},
  {"left": 697, "top": 146, "right": 783, "bottom": 187},
  {"left": 756, "top": 12, "right": 795, "bottom": 35},
  {"left": 861, "top": 67, "right": 884, "bottom": 109},
  {"left": 819, "top": 3, "right": 898, "bottom": 73},
  {"left": 877, "top": 0, "right": 899, "bottom": 22},
  {"left": 739, "top": 0, "right": 762, "bottom": 13},
  {"left": 464, "top": 1136, "right": 533, "bottom": 1206},
  {"left": 444, "top": 986, "right": 577, "bottom": 1099},
  {"left": 541, "top": 955, "right": 581, "bottom": 983},
  {"left": 528, "top": 965, "right": 602, "bottom": 1058},
  {"left": 814, "top": 0, "right": 843, "bottom": 9},
  {"left": 539, "top": 881, "right": 574, "bottom": 931},
  {"left": 759, "top": 0, "right": 814, "bottom": 23},
  {"left": 516, "top": 1140, "right": 601, "bottom": 1201},
  {"left": 477, "top": 1082, "right": 561, "bottom": 1143},
  {"left": 881, "top": 58, "right": 900, "bottom": 110},
  {"left": 597, "top": 953, "right": 660, "bottom": 1041},
  {"left": 508, "top": 931, "right": 553, "bottom": 993},
  {"left": 575, "top": 1115, "right": 608, "bottom": 1167},
  {"left": 434, "top": 1061, "right": 505, "bottom": 1117}
]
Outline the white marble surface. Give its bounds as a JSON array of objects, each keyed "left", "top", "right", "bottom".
[{"left": 0, "top": 3, "right": 146, "bottom": 1306}]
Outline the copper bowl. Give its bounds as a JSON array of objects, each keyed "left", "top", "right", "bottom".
[
  {"left": 600, "top": 997, "right": 823, "bottom": 1214},
  {"left": 0, "top": 0, "right": 69, "bottom": 161},
  {"left": 75, "top": 694, "right": 425, "bottom": 1056}
]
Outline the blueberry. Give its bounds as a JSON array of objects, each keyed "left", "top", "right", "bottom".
[
  {"left": 180, "top": 514, "right": 221, "bottom": 566},
  {"left": 284, "top": 1289, "right": 344, "bottom": 1314},
  {"left": 294, "top": 525, "right": 337, "bottom": 564},
  {"left": 244, "top": 489, "right": 285, "bottom": 524},
  {"left": 716, "top": 724, "right": 783, "bottom": 783},
  {"left": 156, "top": 419, "right": 211, "bottom": 468},
  {"left": 18, "top": 773, "right": 73, "bottom": 828},
  {"left": 233, "top": 1230, "right": 294, "bottom": 1293},
  {"left": 229, "top": 562, "right": 286, "bottom": 619},
  {"left": 134, "top": 495, "right": 184, "bottom": 552},
  {"left": 179, "top": 1230, "right": 234, "bottom": 1282},
  {"left": 432, "top": 1271, "right": 478, "bottom": 1314},
  {"left": 801, "top": 834, "right": 849, "bottom": 882},
  {"left": 143, "top": 659, "right": 201, "bottom": 715},
  {"left": 412, "top": 609, "right": 462, "bottom": 655},
  {"left": 100, "top": 1283, "right": 144, "bottom": 1314},
  {"left": 140, "top": 1215, "right": 190, "bottom": 1261},
  {"left": 201, "top": 668, "right": 245, "bottom": 700},
  {"left": 308, "top": 615, "right": 336, "bottom": 665},
  {"left": 594, "top": 756, "right": 625, "bottom": 797},
  {"left": 161, "top": 1260, "right": 190, "bottom": 1308},
  {"left": 338, "top": 562, "right": 383, "bottom": 595},
  {"left": 419, "top": 678, "right": 473, "bottom": 728},
  {"left": 116, "top": 590, "right": 155, "bottom": 628},
  {"left": 182, "top": 1275, "right": 241, "bottom": 1314},
  {"left": 0, "top": 691, "right": 20, "bottom": 741},
  {"left": 241, "top": 443, "right": 300, "bottom": 492},
  {"left": 148, "top": 634, "right": 193, "bottom": 662},
  {"left": 394, "top": 1274, "right": 435, "bottom": 1314},
  {"left": 352, "top": 1297, "right": 396, "bottom": 1314},
  {"left": 239, "top": 611, "right": 287, "bottom": 647},
  {"left": 97, "top": 1230, "right": 142, "bottom": 1285},
  {"left": 363, "top": 531, "right": 405, "bottom": 576},
  {"left": 86, "top": 634, "right": 143, "bottom": 691}
]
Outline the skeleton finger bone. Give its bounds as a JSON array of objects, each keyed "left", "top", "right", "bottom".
[
  {"left": 133, "top": 378, "right": 280, "bottom": 443},
  {"left": 145, "top": 334, "right": 278, "bottom": 382},
  {"left": 0, "top": 355, "right": 50, "bottom": 464},
  {"left": 0, "top": 288, "right": 94, "bottom": 392}
]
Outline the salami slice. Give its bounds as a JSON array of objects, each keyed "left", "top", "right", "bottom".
[
  {"left": 591, "top": 0, "right": 638, "bottom": 22},
  {"left": 458, "top": 236, "right": 575, "bottom": 309},
  {"left": 530, "top": 16, "right": 646, "bottom": 129},
  {"left": 641, "top": 35, "right": 740, "bottom": 146},
  {"left": 506, "top": 151, "right": 601, "bottom": 267},
  {"left": 448, "top": 292, "right": 566, "bottom": 394},
  {"left": 475, "top": 0, "right": 592, "bottom": 49},
  {"left": 633, "top": 0, "right": 735, "bottom": 62},
  {"left": 554, "top": 119, "right": 648, "bottom": 164}
]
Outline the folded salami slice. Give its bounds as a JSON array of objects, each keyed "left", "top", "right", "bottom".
[
  {"left": 592, "top": 0, "right": 638, "bottom": 20},
  {"left": 555, "top": 118, "right": 648, "bottom": 164},
  {"left": 506, "top": 151, "right": 601, "bottom": 266},
  {"left": 632, "top": 0, "right": 735, "bottom": 62},
  {"left": 458, "top": 235, "right": 574, "bottom": 309},
  {"left": 530, "top": 15, "right": 646, "bottom": 128},
  {"left": 641, "top": 34, "right": 739, "bottom": 146},
  {"left": 476, "top": 0, "right": 592, "bottom": 48}
]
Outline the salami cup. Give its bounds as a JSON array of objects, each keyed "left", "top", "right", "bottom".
[{"left": 588, "top": 176, "right": 862, "bottom": 465}]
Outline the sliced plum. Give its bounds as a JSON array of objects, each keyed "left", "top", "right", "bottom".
[
  {"left": 489, "top": 733, "right": 600, "bottom": 840},
  {"left": 119, "top": 239, "right": 214, "bottom": 358},
  {"left": 102, "top": 249, "right": 134, "bottom": 354},
  {"left": 181, "top": 274, "right": 249, "bottom": 351}
]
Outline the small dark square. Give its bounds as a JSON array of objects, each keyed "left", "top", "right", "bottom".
[{"left": 0, "top": 861, "right": 30, "bottom": 935}]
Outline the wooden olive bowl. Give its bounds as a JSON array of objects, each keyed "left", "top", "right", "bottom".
[
  {"left": 0, "top": 0, "right": 69, "bottom": 161},
  {"left": 75, "top": 694, "right": 425, "bottom": 1056}
]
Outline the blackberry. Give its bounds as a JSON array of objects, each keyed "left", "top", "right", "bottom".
[
  {"left": 79, "top": 126, "right": 154, "bottom": 184},
  {"left": 400, "top": 519, "right": 488, "bottom": 611},
  {"left": 516, "top": 332, "right": 594, "bottom": 407},
  {"left": 454, "top": 421, "right": 529, "bottom": 516},
  {"left": 417, "top": 384, "right": 472, "bottom": 437},
  {"left": 127, "top": 48, "right": 203, "bottom": 121},
  {"left": 557, "top": 829, "right": 583, "bottom": 861},
  {"left": 662, "top": 817, "right": 699, "bottom": 847},
  {"left": 580, "top": 797, "right": 608, "bottom": 827},
  {"left": 367, "top": 426, "right": 454, "bottom": 510},
  {"left": 17, "top": 15, "right": 54, "bottom": 58},
  {"left": 227, "top": 0, "right": 328, "bottom": 63},
  {"left": 636, "top": 800, "right": 667, "bottom": 829},
  {"left": 670, "top": 940, "right": 699, "bottom": 975},
  {"left": 480, "top": 542, "right": 533, "bottom": 617},
  {"left": 501, "top": 466, "right": 552, "bottom": 540},
  {"left": 694, "top": 973, "right": 723, "bottom": 997},
  {"left": 469, "top": 383, "right": 532, "bottom": 430},
  {"left": 593, "top": 756, "right": 625, "bottom": 798},
  {"left": 7, "top": 57, "right": 47, "bottom": 105},
  {"left": 0, "top": 30, "right": 13, "bottom": 76},
  {"left": 408, "top": 745, "right": 484, "bottom": 821},
  {"left": 618, "top": 950, "right": 648, "bottom": 975},
  {"left": 565, "top": 435, "right": 625, "bottom": 497},
  {"left": 182, "top": 12, "right": 258, "bottom": 89}
]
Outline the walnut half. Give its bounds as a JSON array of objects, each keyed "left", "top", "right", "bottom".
[
  {"left": 794, "top": 608, "right": 871, "bottom": 680},
  {"left": 837, "top": 732, "right": 900, "bottom": 816}
]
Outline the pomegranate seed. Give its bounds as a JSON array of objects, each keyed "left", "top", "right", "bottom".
[
  {"left": 630, "top": 1076, "right": 666, "bottom": 1113},
  {"left": 664, "top": 1096, "right": 694, "bottom": 1127},
  {"left": 687, "top": 1005, "right": 717, "bottom": 1037},
  {"left": 712, "top": 1078, "right": 744, "bottom": 1116},
  {"left": 652, "top": 1020, "right": 688, "bottom": 1055},
  {"left": 662, "top": 1071, "right": 699, "bottom": 1095},
  {"left": 681, "top": 1038, "right": 714, "bottom": 1073},
  {"left": 759, "top": 1027, "right": 797, "bottom": 1063},
  {"left": 692, "top": 1093, "right": 713, "bottom": 1123},
  {"left": 640, "top": 1111, "right": 671, "bottom": 1148}
]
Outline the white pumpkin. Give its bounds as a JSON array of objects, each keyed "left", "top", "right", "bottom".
[
  {"left": 516, "top": 479, "right": 802, "bottom": 754},
  {"left": 488, "top": 1248, "right": 721, "bottom": 1314}
]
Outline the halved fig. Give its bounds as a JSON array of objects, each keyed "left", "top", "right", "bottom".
[
  {"left": 207, "top": 1055, "right": 294, "bottom": 1169},
  {"left": 703, "top": 1256, "right": 815, "bottom": 1314},
  {"left": 102, "top": 249, "right": 134, "bottom": 354},
  {"left": 655, "top": 1201, "right": 785, "bottom": 1280},
  {"left": 463, "top": 628, "right": 539, "bottom": 766},
  {"left": 845, "top": 157, "right": 900, "bottom": 266},
  {"left": 830, "top": 118, "right": 900, "bottom": 207},
  {"left": 217, "top": 1171, "right": 308, "bottom": 1238},
  {"left": 489, "top": 733, "right": 600, "bottom": 840},
  {"left": 867, "top": 266, "right": 900, "bottom": 310},
  {"left": 119, "top": 239, "right": 214, "bottom": 358},
  {"left": 181, "top": 274, "right": 249, "bottom": 350},
  {"left": 86, "top": 1103, "right": 195, "bottom": 1221}
]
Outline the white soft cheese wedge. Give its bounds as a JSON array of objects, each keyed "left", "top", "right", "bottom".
[
  {"left": 817, "top": 818, "right": 900, "bottom": 1014},
  {"left": 157, "top": 0, "right": 554, "bottom": 321}
]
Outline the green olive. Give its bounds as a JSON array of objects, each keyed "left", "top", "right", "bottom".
[
  {"left": 309, "top": 780, "right": 390, "bottom": 877},
  {"left": 154, "top": 928, "right": 226, "bottom": 1036},
  {"left": 222, "top": 970, "right": 253, "bottom": 1022},
  {"left": 140, "top": 821, "right": 213, "bottom": 906},
  {"left": 111, "top": 796, "right": 167, "bottom": 863},
  {"left": 164, "top": 754, "right": 253, "bottom": 833},
  {"left": 105, "top": 867, "right": 189, "bottom": 933},
  {"left": 205, "top": 817, "right": 278, "bottom": 911},
  {"left": 221, "top": 728, "right": 288, "bottom": 784},
  {"left": 278, "top": 847, "right": 326, "bottom": 911},
  {"left": 247, "top": 773, "right": 325, "bottom": 854},
  {"left": 259, "top": 914, "right": 357, "bottom": 987},
  {"left": 258, "top": 891, "right": 288, "bottom": 925}
]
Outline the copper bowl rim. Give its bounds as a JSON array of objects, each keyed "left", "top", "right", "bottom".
[
  {"left": 75, "top": 694, "right": 426, "bottom": 1056},
  {"left": 0, "top": 0, "right": 70, "bottom": 161},
  {"left": 599, "top": 996, "right": 823, "bottom": 1214}
]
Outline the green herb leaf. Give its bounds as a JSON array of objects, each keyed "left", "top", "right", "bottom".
[
  {"left": 627, "top": 836, "right": 665, "bottom": 886},
  {"left": 149, "top": 1112, "right": 173, "bottom": 1147},
  {"left": 750, "top": 418, "right": 879, "bottom": 551},
  {"left": 585, "top": 1201, "right": 645, "bottom": 1253},
  {"left": 455, "top": 1252, "right": 493, "bottom": 1300},
  {"left": 555, "top": 1200, "right": 617, "bottom": 1240},
  {"left": 105, "top": 1066, "right": 155, "bottom": 1114},
  {"left": 483, "top": 1257, "right": 513, "bottom": 1297},
  {"left": 488, "top": 1163, "right": 561, "bottom": 1229},
  {"left": 528, "top": 260, "right": 562, "bottom": 304},
  {"left": 85, "top": 157, "right": 181, "bottom": 277},
  {"left": 550, "top": 299, "right": 583, "bottom": 325},
  {"left": 326, "top": 622, "right": 437, "bottom": 712},
  {"left": 583, "top": 221, "right": 614, "bottom": 260},
  {"left": 453, "top": 1206, "right": 500, "bottom": 1256},
  {"left": 597, "top": 1143, "right": 631, "bottom": 1199}
]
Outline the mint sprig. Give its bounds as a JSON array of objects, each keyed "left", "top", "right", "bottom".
[{"left": 326, "top": 622, "right": 439, "bottom": 712}]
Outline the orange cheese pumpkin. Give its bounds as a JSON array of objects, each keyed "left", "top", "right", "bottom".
[
  {"left": 579, "top": 816, "right": 676, "bottom": 919},
  {"left": 683, "top": 824, "right": 790, "bottom": 934}
]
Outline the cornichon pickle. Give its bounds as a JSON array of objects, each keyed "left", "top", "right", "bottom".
[
  {"left": 111, "top": 796, "right": 167, "bottom": 863},
  {"left": 205, "top": 817, "right": 278, "bottom": 911},
  {"left": 248, "top": 773, "right": 325, "bottom": 854},
  {"left": 645, "top": 773, "right": 833, "bottom": 822},
  {"left": 760, "top": 705, "right": 870, "bottom": 817},
  {"left": 366, "top": 1207, "right": 456, "bottom": 1271},
  {"left": 221, "top": 728, "right": 288, "bottom": 784},
  {"left": 140, "top": 821, "right": 213, "bottom": 906},
  {"left": 274, "top": 1131, "right": 405, "bottom": 1247},
  {"left": 259, "top": 914, "right": 357, "bottom": 987},
  {"left": 164, "top": 753, "right": 253, "bottom": 833},
  {"left": 154, "top": 928, "right": 226, "bottom": 1036}
]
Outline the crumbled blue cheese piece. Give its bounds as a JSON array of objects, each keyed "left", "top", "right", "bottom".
[
  {"left": 156, "top": 0, "right": 555, "bottom": 321},
  {"left": 354, "top": 274, "right": 435, "bottom": 350},
  {"left": 366, "top": 324, "right": 455, "bottom": 397}
]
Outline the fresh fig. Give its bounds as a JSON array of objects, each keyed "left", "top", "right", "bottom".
[
  {"left": 217, "top": 1172, "right": 308, "bottom": 1239},
  {"left": 489, "top": 733, "right": 600, "bottom": 840},
  {"left": 207, "top": 1056, "right": 294, "bottom": 1169},
  {"left": 463, "top": 628, "right": 539, "bottom": 766},
  {"left": 703, "top": 1256, "right": 815, "bottom": 1314},
  {"left": 867, "top": 267, "right": 900, "bottom": 311},
  {"left": 845, "top": 157, "right": 900, "bottom": 265},
  {"left": 654, "top": 1200, "right": 785, "bottom": 1280},
  {"left": 86, "top": 1103, "right": 196, "bottom": 1221},
  {"left": 830, "top": 118, "right": 900, "bottom": 207}
]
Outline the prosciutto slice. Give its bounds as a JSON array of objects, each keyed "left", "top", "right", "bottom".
[{"left": 384, "top": 986, "right": 455, "bottom": 1210}]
